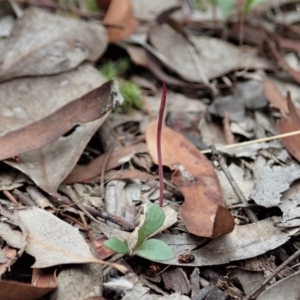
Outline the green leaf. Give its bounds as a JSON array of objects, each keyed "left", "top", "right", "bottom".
[
  {"left": 103, "top": 237, "right": 129, "bottom": 254},
  {"left": 217, "top": 0, "right": 234, "bottom": 19},
  {"left": 134, "top": 204, "right": 165, "bottom": 250},
  {"left": 136, "top": 239, "right": 175, "bottom": 261}
]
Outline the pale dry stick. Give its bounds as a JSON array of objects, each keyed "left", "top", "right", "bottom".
[
  {"left": 201, "top": 129, "right": 300, "bottom": 154},
  {"left": 56, "top": 165, "right": 134, "bottom": 230},
  {"left": 103, "top": 253, "right": 124, "bottom": 276},
  {"left": 59, "top": 185, "right": 134, "bottom": 231},
  {"left": 244, "top": 248, "right": 300, "bottom": 300},
  {"left": 3, "top": 190, "right": 20, "bottom": 207},
  {"left": 210, "top": 145, "right": 258, "bottom": 223}
]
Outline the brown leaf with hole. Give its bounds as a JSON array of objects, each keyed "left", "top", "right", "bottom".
[
  {"left": 103, "top": 0, "right": 136, "bottom": 42},
  {"left": 277, "top": 96, "right": 300, "bottom": 163},
  {"left": 0, "top": 79, "right": 123, "bottom": 162},
  {"left": 146, "top": 121, "right": 235, "bottom": 238}
]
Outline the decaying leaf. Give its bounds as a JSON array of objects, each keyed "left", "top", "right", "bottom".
[
  {"left": 0, "top": 267, "right": 57, "bottom": 300},
  {"left": 154, "top": 219, "right": 290, "bottom": 266},
  {"left": 0, "top": 7, "right": 107, "bottom": 82},
  {"left": 49, "top": 264, "right": 103, "bottom": 300},
  {"left": 0, "top": 64, "right": 118, "bottom": 194},
  {"left": 103, "top": 0, "right": 136, "bottom": 42},
  {"left": 277, "top": 96, "right": 300, "bottom": 163},
  {"left": 146, "top": 121, "right": 235, "bottom": 238},
  {"left": 250, "top": 156, "right": 300, "bottom": 207},
  {"left": 149, "top": 23, "right": 271, "bottom": 83},
  {"left": 0, "top": 79, "right": 122, "bottom": 162},
  {"left": 256, "top": 271, "right": 300, "bottom": 300},
  {"left": 2, "top": 207, "right": 101, "bottom": 268},
  {"left": 65, "top": 143, "right": 148, "bottom": 184},
  {"left": 0, "top": 8, "right": 107, "bottom": 80}
]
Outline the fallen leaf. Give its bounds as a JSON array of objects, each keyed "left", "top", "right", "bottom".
[
  {"left": 146, "top": 121, "right": 235, "bottom": 238},
  {"left": 0, "top": 258, "right": 57, "bottom": 300},
  {"left": 65, "top": 143, "right": 148, "bottom": 184},
  {"left": 263, "top": 75, "right": 289, "bottom": 113},
  {"left": 0, "top": 279, "right": 56, "bottom": 300},
  {"left": 257, "top": 270, "right": 300, "bottom": 300},
  {"left": 0, "top": 79, "right": 122, "bottom": 161},
  {"left": 149, "top": 23, "right": 271, "bottom": 83},
  {"left": 277, "top": 95, "right": 300, "bottom": 163},
  {"left": 0, "top": 7, "right": 107, "bottom": 82},
  {"left": 103, "top": 0, "right": 136, "bottom": 42},
  {"left": 162, "top": 268, "right": 191, "bottom": 295},
  {"left": 16, "top": 207, "right": 101, "bottom": 268},
  {"left": 49, "top": 264, "right": 103, "bottom": 300},
  {"left": 1, "top": 64, "right": 114, "bottom": 194},
  {"left": 131, "top": 0, "right": 180, "bottom": 21},
  {"left": 250, "top": 156, "right": 300, "bottom": 207},
  {"left": 153, "top": 219, "right": 290, "bottom": 266}
]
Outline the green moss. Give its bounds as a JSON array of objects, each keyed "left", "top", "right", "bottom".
[
  {"left": 100, "top": 61, "right": 118, "bottom": 80},
  {"left": 84, "top": 0, "right": 99, "bottom": 12},
  {"left": 99, "top": 59, "right": 143, "bottom": 113}
]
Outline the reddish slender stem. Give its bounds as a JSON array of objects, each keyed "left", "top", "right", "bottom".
[{"left": 157, "top": 82, "right": 167, "bottom": 207}]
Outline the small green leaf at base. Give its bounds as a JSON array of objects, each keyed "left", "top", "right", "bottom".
[
  {"left": 136, "top": 239, "right": 175, "bottom": 261},
  {"left": 104, "top": 237, "right": 129, "bottom": 254},
  {"left": 134, "top": 203, "right": 166, "bottom": 250}
]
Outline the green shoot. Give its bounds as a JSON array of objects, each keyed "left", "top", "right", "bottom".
[{"left": 104, "top": 204, "right": 175, "bottom": 261}]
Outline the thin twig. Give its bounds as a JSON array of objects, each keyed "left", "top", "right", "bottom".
[
  {"left": 210, "top": 145, "right": 258, "bottom": 223},
  {"left": 244, "top": 248, "right": 300, "bottom": 300},
  {"left": 201, "top": 129, "right": 300, "bottom": 154},
  {"left": 157, "top": 81, "right": 167, "bottom": 207},
  {"left": 3, "top": 190, "right": 20, "bottom": 207},
  {"left": 100, "top": 147, "right": 114, "bottom": 200}
]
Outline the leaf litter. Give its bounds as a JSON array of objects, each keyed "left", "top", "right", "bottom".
[{"left": 2, "top": 1, "right": 300, "bottom": 299}]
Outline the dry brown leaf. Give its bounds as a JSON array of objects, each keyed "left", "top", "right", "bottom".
[
  {"left": 0, "top": 263, "right": 57, "bottom": 300},
  {"left": 0, "top": 8, "right": 107, "bottom": 82},
  {"left": 146, "top": 121, "right": 234, "bottom": 238},
  {"left": 103, "top": 0, "right": 136, "bottom": 42},
  {"left": 65, "top": 143, "right": 148, "bottom": 184},
  {"left": 0, "top": 79, "right": 122, "bottom": 161},
  {"left": 277, "top": 96, "right": 300, "bottom": 163},
  {"left": 1, "top": 64, "right": 114, "bottom": 194},
  {"left": 263, "top": 75, "right": 289, "bottom": 113}
]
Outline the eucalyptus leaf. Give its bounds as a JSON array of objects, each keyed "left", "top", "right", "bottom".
[
  {"left": 134, "top": 203, "right": 165, "bottom": 250},
  {"left": 104, "top": 237, "right": 129, "bottom": 254},
  {"left": 136, "top": 239, "right": 175, "bottom": 261}
]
